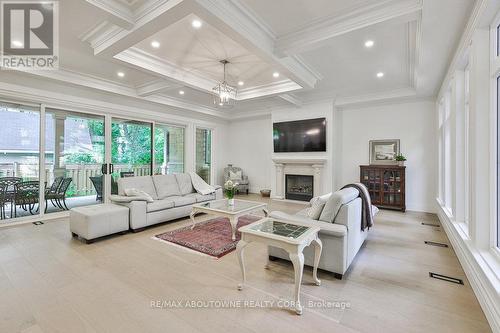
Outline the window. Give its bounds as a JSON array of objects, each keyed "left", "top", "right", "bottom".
[
  {"left": 154, "top": 124, "right": 185, "bottom": 174},
  {"left": 497, "top": 75, "right": 500, "bottom": 246},
  {"left": 195, "top": 128, "right": 212, "bottom": 184}
]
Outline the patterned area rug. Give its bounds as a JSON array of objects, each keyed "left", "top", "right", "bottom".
[{"left": 154, "top": 215, "right": 261, "bottom": 258}]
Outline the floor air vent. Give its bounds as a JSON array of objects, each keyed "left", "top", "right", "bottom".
[
  {"left": 33, "top": 221, "right": 44, "bottom": 225},
  {"left": 424, "top": 241, "right": 448, "bottom": 248},
  {"left": 429, "top": 272, "right": 464, "bottom": 285},
  {"left": 421, "top": 222, "right": 440, "bottom": 227}
]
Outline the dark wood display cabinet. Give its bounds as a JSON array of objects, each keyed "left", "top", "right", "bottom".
[{"left": 360, "top": 165, "right": 406, "bottom": 212}]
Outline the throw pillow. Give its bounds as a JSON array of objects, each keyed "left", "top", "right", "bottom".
[
  {"left": 229, "top": 170, "right": 242, "bottom": 180},
  {"left": 124, "top": 188, "right": 154, "bottom": 203},
  {"left": 307, "top": 196, "right": 327, "bottom": 220}
]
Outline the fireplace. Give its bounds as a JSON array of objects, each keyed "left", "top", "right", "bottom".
[{"left": 285, "top": 175, "right": 314, "bottom": 202}]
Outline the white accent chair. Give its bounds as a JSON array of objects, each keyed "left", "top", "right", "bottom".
[
  {"left": 111, "top": 174, "right": 223, "bottom": 232},
  {"left": 268, "top": 188, "right": 378, "bottom": 279}
]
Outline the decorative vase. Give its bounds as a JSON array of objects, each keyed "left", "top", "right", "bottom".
[
  {"left": 228, "top": 198, "right": 235, "bottom": 206},
  {"left": 398, "top": 161, "right": 405, "bottom": 167}
]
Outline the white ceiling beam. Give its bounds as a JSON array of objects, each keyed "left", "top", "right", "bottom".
[
  {"left": 115, "top": 48, "right": 217, "bottom": 92},
  {"left": 136, "top": 79, "right": 182, "bottom": 96},
  {"left": 90, "top": 0, "right": 189, "bottom": 57},
  {"left": 278, "top": 93, "right": 303, "bottom": 107},
  {"left": 276, "top": 0, "right": 423, "bottom": 56},
  {"left": 85, "top": 0, "right": 135, "bottom": 29},
  {"left": 4, "top": 67, "right": 223, "bottom": 118}
]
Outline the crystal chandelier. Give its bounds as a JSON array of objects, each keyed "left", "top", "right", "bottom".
[{"left": 213, "top": 60, "right": 237, "bottom": 107}]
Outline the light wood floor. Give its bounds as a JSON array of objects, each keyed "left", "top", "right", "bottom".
[{"left": 0, "top": 194, "right": 491, "bottom": 333}]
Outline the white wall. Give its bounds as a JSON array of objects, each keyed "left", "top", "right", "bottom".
[
  {"left": 224, "top": 116, "right": 273, "bottom": 193},
  {"left": 339, "top": 100, "right": 437, "bottom": 213}
]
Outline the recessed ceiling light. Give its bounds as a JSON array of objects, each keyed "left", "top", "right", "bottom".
[
  {"left": 238, "top": 81, "right": 244, "bottom": 86},
  {"left": 151, "top": 41, "right": 160, "bottom": 48},
  {"left": 12, "top": 40, "right": 23, "bottom": 47},
  {"left": 219, "top": 102, "right": 223, "bottom": 106},
  {"left": 273, "top": 72, "right": 280, "bottom": 78},
  {"left": 376, "top": 72, "right": 385, "bottom": 78},
  {"left": 365, "top": 40, "right": 374, "bottom": 48},
  {"left": 179, "top": 90, "right": 185, "bottom": 95},
  {"left": 117, "top": 72, "right": 125, "bottom": 78},
  {"left": 192, "top": 19, "right": 202, "bottom": 29}
]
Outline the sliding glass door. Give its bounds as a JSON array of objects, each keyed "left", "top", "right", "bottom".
[
  {"left": 154, "top": 124, "right": 185, "bottom": 175},
  {"left": 195, "top": 128, "right": 212, "bottom": 184},
  {"left": 44, "top": 108, "right": 106, "bottom": 213},
  {"left": 111, "top": 118, "right": 153, "bottom": 188},
  {"left": 0, "top": 102, "right": 41, "bottom": 220}
]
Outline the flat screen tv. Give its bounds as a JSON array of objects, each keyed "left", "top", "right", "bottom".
[{"left": 273, "top": 118, "right": 326, "bottom": 153}]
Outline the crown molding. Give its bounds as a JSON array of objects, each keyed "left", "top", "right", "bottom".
[
  {"left": 236, "top": 80, "right": 302, "bottom": 100},
  {"left": 79, "top": 21, "right": 124, "bottom": 51},
  {"left": 116, "top": 48, "right": 303, "bottom": 100},
  {"left": 114, "top": 48, "right": 218, "bottom": 92},
  {"left": 335, "top": 87, "right": 419, "bottom": 108},
  {"left": 2, "top": 67, "right": 224, "bottom": 118},
  {"left": 85, "top": 0, "right": 135, "bottom": 28},
  {"left": 0, "top": 80, "right": 227, "bottom": 124},
  {"left": 136, "top": 79, "right": 182, "bottom": 96},
  {"left": 276, "top": 0, "right": 423, "bottom": 56},
  {"left": 278, "top": 93, "right": 303, "bottom": 107}
]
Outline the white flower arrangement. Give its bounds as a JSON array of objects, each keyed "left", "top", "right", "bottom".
[{"left": 224, "top": 180, "right": 239, "bottom": 199}]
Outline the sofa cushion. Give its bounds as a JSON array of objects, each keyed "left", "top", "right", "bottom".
[
  {"left": 187, "top": 193, "right": 216, "bottom": 202},
  {"left": 152, "top": 175, "right": 182, "bottom": 199},
  {"left": 319, "top": 188, "right": 359, "bottom": 223},
  {"left": 169, "top": 195, "right": 196, "bottom": 207},
  {"left": 147, "top": 199, "right": 175, "bottom": 213},
  {"left": 269, "top": 211, "right": 347, "bottom": 237},
  {"left": 306, "top": 193, "right": 331, "bottom": 219},
  {"left": 175, "top": 173, "right": 195, "bottom": 195},
  {"left": 118, "top": 176, "right": 158, "bottom": 200}
]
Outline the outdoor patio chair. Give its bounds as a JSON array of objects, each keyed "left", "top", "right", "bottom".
[
  {"left": 0, "top": 177, "right": 22, "bottom": 217},
  {"left": 44, "top": 177, "right": 63, "bottom": 211},
  {"left": 90, "top": 176, "right": 103, "bottom": 202},
  {"left": 0, "top": 184, "right": 7, "bottom": 219},
  {"left": 14, "top": 181, "right": 40, "bottom": 217},
  {"left": 45, "top": 177, "right": 72, "bottom": 211}
]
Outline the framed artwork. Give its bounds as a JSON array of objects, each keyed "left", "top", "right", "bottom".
[{"left": 369, "top": 139, "right": 400, "bottom": 165}]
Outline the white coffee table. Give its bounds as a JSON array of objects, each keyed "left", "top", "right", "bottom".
[
  {"left": 237, "top": 218, "right": 322, "bottom": 315},
  {"left": 190, "top": 199, "right": 268, "bottom": 241}
]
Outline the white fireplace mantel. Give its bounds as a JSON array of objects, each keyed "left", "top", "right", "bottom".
[{"left": 272, "top": 158, "right": 327, "bottom": 200}]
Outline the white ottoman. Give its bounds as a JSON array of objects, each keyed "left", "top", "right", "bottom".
[{"left": 70, "top": 204, "right": 129, "bottom": 243}]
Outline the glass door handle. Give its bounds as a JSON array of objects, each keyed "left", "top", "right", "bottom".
[
  {"left": 109, "top": 164, "right": 114, "bottom": 174},
  {"left": 101, "top": 164, "right": 108, "bottom": 174}
]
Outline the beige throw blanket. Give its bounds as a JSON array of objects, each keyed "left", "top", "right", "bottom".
[{"left": 341, "top": 183, "right": 374, "bottom": 231}]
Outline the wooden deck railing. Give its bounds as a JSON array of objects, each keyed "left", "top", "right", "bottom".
[{"left": 0, "top": 162, "right": 183, "bottom": 197}]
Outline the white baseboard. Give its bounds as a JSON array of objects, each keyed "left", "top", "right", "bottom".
[{"left": 436, "top": 200, "right": 500, "bottom": 333}]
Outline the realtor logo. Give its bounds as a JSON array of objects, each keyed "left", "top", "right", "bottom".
[{"left": 1, "top": 1, "right": 59, "bottom": 70}]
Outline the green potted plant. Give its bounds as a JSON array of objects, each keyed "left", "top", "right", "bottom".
[
  {"left": 224, "top": 180, "right": 239, "bottom": 206},
  {"left": 395, "top": 154, "right": 407, "bottom": 166}
]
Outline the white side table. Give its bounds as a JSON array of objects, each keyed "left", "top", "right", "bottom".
[
  {"left": 190, "top": 199, "right": 268, "bottom": 241},
  {"left": 237, "top": 218, "right": 322, "bottom": 315}
]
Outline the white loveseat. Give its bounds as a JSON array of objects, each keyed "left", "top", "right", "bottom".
[
  {"left": 111, "top": 173, "right": 223, "bottom": 231},
  {"left": 268, "top": 188, "right": 378, "bottom": 279}
]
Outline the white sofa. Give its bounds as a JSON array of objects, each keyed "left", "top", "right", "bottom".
[
  {"left": 111, "top": 173, "right": 223, "bottom": 231},
  {"left": 268, "top": 188, "right": 378, "bottom": 279}
]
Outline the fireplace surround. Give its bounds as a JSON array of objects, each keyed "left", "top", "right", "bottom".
[
  {"left": 285, "top": 175, "right": 314, "bottom": 201},
  {"left": 272, "top": 158, "right": 326, "bottom": 200}
]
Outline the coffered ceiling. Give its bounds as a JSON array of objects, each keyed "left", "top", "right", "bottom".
[{"left": 4, "top": 0, "right": 475, "bottom": 118}]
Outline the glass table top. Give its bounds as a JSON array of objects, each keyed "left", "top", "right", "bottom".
[
  {"left": 249, "top": 220, "right": 310, "bottom": 239},
  {"left": 195, "top": 199, "right": 264, "bottom": 213}
]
